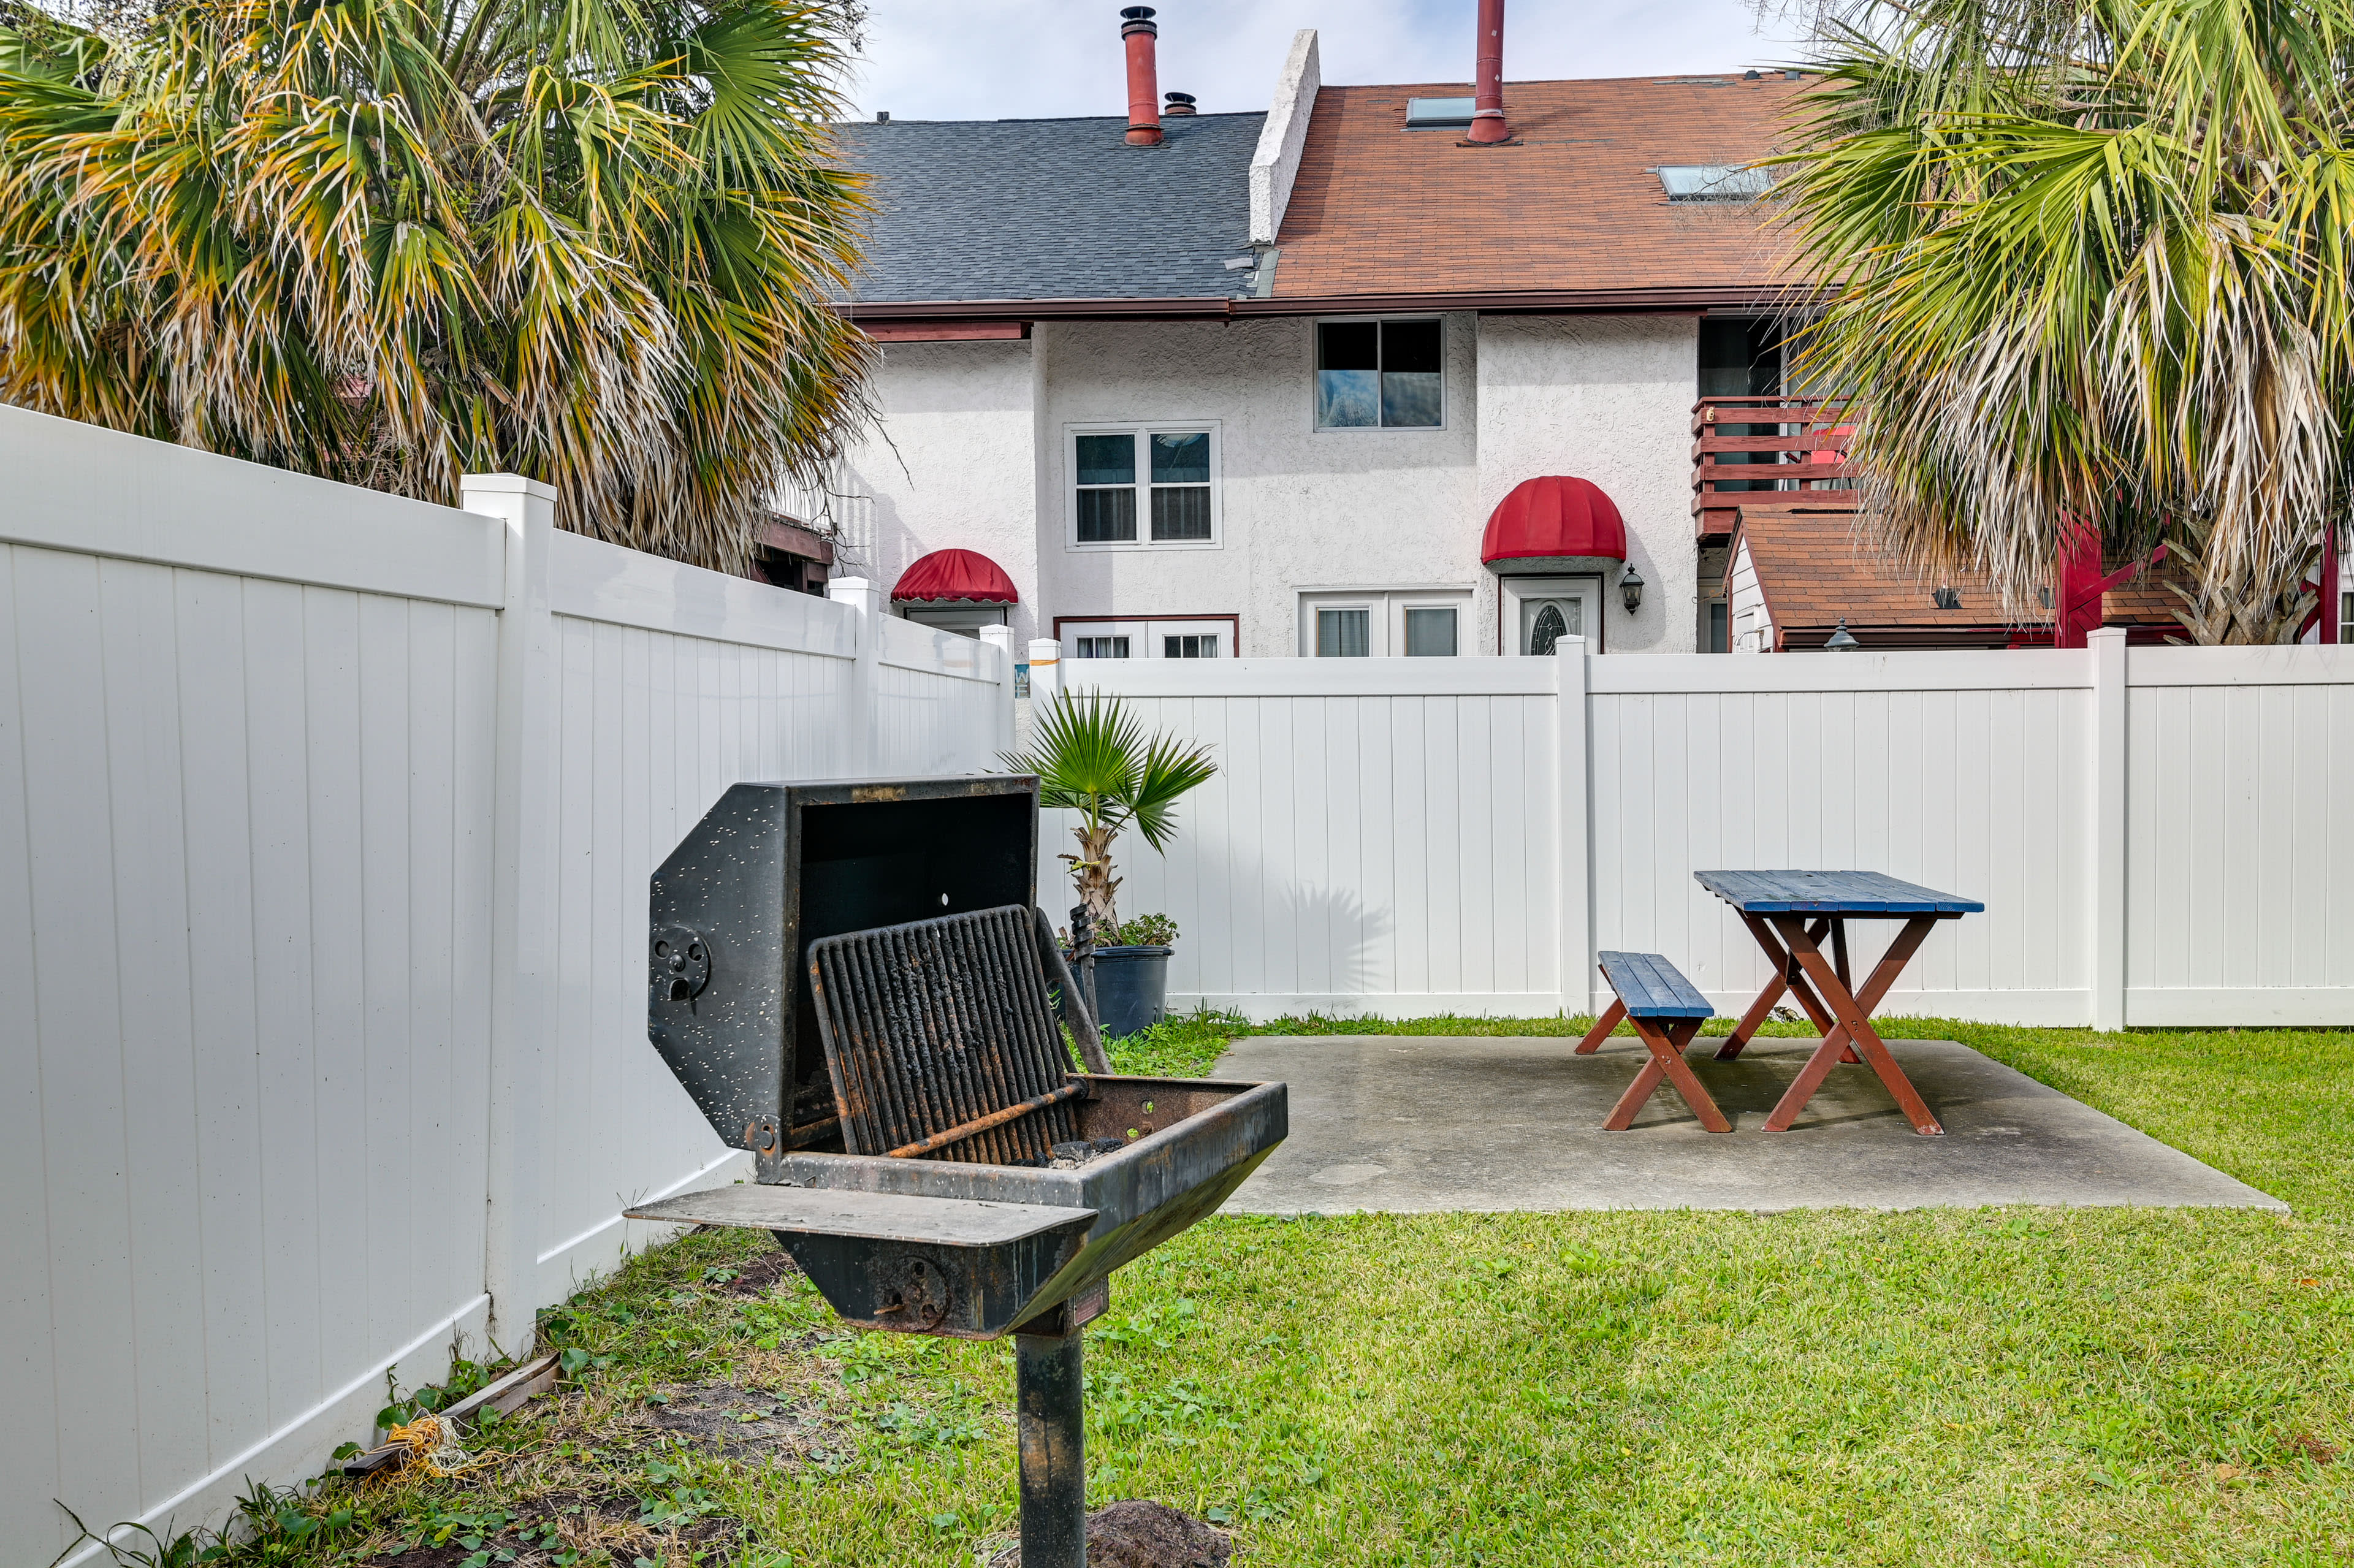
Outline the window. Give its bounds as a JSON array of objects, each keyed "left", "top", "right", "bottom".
[
  {"left": 1316, "top": 319, "right": 1442, "bottom": 429},
  {"left": 1299, "top": 590, "right": 1471, "bottom": 655},
  {"left": 1403, "top": 606, "right": 1458, "bottom": 657},
  {"left": 1404, "top": 96, "right": 1473, "bottom": 127},
  {"left": 2342, "top": 590, "right": 2352, "bottom": 642},
  {"left": 1060, "top": 617, "right": 1239, "bottom": 660},
  {"left": 1657, "top": 164, "right": 1772, "bottom": 202},
  {"left": 1074, "top": 435, "right": 1136, "bottom": 542},
  {"left": 1070, "top": 426, "right": 1219, "bottom": 547},
  {"left": 1316, "top": 608, "right": 1369, "bottom": 657},
  {"left": 1708, "top": 599, "right": 1729, "bottom": 653}
]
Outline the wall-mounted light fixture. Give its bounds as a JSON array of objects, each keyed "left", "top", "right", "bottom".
[{"left": 1619, "top": 563, "right": 1645, "bottom": 613}]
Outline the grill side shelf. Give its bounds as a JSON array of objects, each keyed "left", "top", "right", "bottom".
[
  {"left": 626, "top": 1183, "right": 1102, "bottom": 1339},
  {"left": 624, "top": 1182, "right": 1098, "bottom": 1247}
]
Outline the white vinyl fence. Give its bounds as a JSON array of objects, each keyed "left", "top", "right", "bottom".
[
  {"left": 0, "top": 406, "right": 1011, "bottom": 1565},
  {"left": 1039, "top": 640, "right": 2354, "bottom": 1029}
]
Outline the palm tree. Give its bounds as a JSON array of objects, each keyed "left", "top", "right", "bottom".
[
  {"left": 0, "top": 0, "right": 872, "bottom": 576},
  {"left": 1775, "top": 0, "right": 2354, "bottom": 639},
  {"left": 1001, "top": 691, "right": 1217, "bottom": 936}
]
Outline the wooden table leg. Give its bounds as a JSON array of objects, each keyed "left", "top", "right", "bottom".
[
  {"left": 1829, "top": 920, "right": 1861, "bottom": 1064},
  {"left": 1720, "top": 916, "right": 1846, "bottom": 1060},
  {"left": 1603, "top": 1018, "right": 1731, "bottom": 1133},
  {"left": 1763, "top": 916, "right": 1943, "bottom": 1135},
  {"left": 1575, "top": 996, "right": 1626, "bottom": 1054}
]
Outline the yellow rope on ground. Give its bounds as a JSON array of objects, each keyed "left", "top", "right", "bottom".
[{"left": 383, "top": 1414, "right": 485, "bottom": 1477}]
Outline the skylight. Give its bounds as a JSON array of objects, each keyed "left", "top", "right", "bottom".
[
  {"left": 1657, "top": 164, "right": 1773, "bottom": 202},
  {"left": 1404, "top": 97, "right": 1474, "bottom": 128}
]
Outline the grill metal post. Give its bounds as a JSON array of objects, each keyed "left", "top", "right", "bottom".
[{"left": 1015, "top": 1327, "right": 1087, "bottom": 1567}]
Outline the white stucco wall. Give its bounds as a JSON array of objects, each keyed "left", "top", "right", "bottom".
[
  {"left": 837, "top": 338, "right": 1043, "bottom": 643},
  {"left": 1034, "top": 314, "right": 1482, "bottom": 657},
  {"left": 1475, "top": 314, "right": 1702, "bottom": 654},
  {"left": 831, "top": 313, "right": 1707, "bottom": 658}
]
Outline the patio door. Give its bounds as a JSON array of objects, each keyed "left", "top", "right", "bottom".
[{"left": 1501, "top": 576, "right": 1602, "bottom": 655}]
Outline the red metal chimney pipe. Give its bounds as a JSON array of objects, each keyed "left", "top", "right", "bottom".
[
  {"left": 1467, "top": 0, "right": 1510, "bottom": 143},
  {"left": 1122, "top": 7, "right": 1163, "bottom": 147}
]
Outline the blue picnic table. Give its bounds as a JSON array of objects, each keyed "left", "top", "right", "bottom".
[{"left": 1696, "top": 870, "right": 1985, "bottom": 1136}]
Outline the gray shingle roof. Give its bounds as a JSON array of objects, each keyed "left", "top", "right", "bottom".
[{"left": 833, "top": 112, "right": 1265, "bottom": 303}]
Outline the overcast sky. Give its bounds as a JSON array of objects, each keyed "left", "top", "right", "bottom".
[{"left": 843, "top": 1, "right": 1817, "bottom": 123}]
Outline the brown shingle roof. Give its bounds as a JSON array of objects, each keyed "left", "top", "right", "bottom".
[
  {"left": 1271, "top": 75, "right": 1809, "bottom": 301},
  {"left": 1733, "top": 506, "right": 2187, "bottom": 649}
]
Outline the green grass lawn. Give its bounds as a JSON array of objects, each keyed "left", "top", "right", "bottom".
[{"left": 154, "top": 1016, "right": 2354, "bottom": 1567}]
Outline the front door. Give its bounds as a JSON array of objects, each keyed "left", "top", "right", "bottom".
[{"left": 1501, "top": 576, "right": 1603, "bottom": 655}]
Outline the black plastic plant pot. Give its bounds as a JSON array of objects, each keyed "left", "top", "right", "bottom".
[{"left": 1087, "top": 944, "right": 1173, "bottom": 1037}]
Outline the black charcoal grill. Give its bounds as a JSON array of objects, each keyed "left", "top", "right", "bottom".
[{"left": 628, "top": 776, "right": 1285, "bottom": 1567}]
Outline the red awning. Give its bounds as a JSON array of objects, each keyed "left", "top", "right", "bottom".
[
  {"left": 891, "top": 548, "right": 1019, "bottom": 603},
  {"left": 1480, "top": 476, "right": 1628, "bottom": 565}
]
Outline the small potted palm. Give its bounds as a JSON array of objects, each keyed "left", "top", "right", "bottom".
[{"left": 1002, "top": 691, "right": 1217, "bottom": 1037}]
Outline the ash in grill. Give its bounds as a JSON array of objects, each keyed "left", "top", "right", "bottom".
[{"left": 628, "top": 775, "right": 1286, "bottom": 1568}]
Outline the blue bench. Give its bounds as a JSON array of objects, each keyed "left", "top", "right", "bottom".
[{"left": 1575, "top": 951, "right": 1730, "bottom": 1133}]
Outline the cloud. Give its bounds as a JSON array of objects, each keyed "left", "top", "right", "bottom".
[{"left": 845, "top": 1, "right": 1813, "bottom": 123}]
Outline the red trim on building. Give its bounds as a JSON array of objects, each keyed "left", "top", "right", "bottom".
[
  {"left": 863, "top": 321, "right": 1030, "bottom": 342},
  {"left": 2322, "top": 528, "right": 2342, "bottom": 644}
]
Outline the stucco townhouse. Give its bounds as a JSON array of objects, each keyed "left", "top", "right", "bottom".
[{"left": 790, "top": 10, "right": 1828, "bottom": 660}]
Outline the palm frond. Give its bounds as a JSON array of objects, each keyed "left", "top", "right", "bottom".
[
  {"left": 1778, "top": 0, "right": 2354, "bottom": 637},
  {"left": 0, "top": 0, "right": 871, "bottom": 575}
]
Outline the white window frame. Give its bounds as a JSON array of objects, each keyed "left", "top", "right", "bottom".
[
  {"left": 1059, "top": 616, "right": 1239, "bottom": 660},
  {"left": 1298, "top": 588, "right": 1474, "bottom": 657},
  {"left": 1065, "top": 422, "right": 1222, "bottom": 551},
  {"left": 1311, "top": 316, "right": 1449, "bottom": 434}
]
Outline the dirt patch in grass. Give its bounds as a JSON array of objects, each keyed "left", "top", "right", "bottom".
[
  {"left": 530, "top": 1488, "right": 742, "bottom": 1566},
  {"left": 633, "top": 1382, "right": 827, "bottom": 1464},
  {"left": 986, "top": 1500, "right": 1231, "bottom": 1568},
  {"left": 704, "top": 1246, "right": 799, "bottom": 1298}
]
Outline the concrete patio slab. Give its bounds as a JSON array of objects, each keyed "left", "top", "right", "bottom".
[{"left": 1211, "top": 1035, "right": 2286, "bottom": 1214}]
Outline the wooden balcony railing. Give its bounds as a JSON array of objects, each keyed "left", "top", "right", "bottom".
[{"left": 1693, "top": 396, "right": 1859, "bottom": 540}]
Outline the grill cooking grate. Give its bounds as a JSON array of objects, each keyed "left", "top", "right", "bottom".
[{"left": 807, "top": 906, "right": 1083, "bottom": 1163}]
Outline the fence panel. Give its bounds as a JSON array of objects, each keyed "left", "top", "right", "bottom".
[
  {"left": 1588, "top": 653, "right": 2097, "bottom": 1021},
  {"left": 1042, "top": 660, "right": 1563, "bottom": 1016},
  {"left": 874, "top": 611, "right": 1010, "bottom": 774},
  {"left": 1, "top": 406, "right": 507, "bottom": 1566},
  {"left": 2125, "top": 647, "right": 2354, "bottom": 1024},
  {"left": 533, "top": 532, "right": 866, "bottom": 1300},
  {"left": 1, "top": 407, "right": 1011, "bottom": 1565}
]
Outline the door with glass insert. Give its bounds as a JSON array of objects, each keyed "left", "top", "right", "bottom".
[{"left": 1501, "top": 577, "right": 1602, "bottom": 655}]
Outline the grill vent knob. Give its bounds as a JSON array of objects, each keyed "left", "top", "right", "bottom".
[{"left": 651, "top": 924, "right": 713, "bottom": 1004}]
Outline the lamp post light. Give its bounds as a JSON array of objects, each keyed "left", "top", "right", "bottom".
[
  {"left": 1823, "top": 617, "right": 1861, "bottom": 651},
  {"left": 1619, "top": 563, "right": 1645, "bottom": 613}
]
